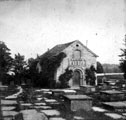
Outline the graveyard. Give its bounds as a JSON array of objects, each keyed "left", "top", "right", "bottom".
[{"left": 1, "top": 80, "right": 126, "bottom": 120}]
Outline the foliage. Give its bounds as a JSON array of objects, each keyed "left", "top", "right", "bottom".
[
  {"left": 58, "top": 68, "right": 73, "bottom": 88},
  {"left": 38, "top": 52, "right": 66, "bottom": 88},
  {"left": 96, "top": 61, "right": 104, "bottom": 73},
  {"left": 119, "top": 36, "right": 126, "bottom": 79},
  {"left": 0, "top": 41, "right": 13, "bottom": 83},
  {"left": 27, "top": 57, "right": 41, "bottom": 86},
  {"left": 102, "top": 64, "right": 121, "bottom": 73},
  {"left": 85, "top": 65, "right": 96, "bottom": 85},
  {"left": 12, "top": 53, "right": 27, "bottom": 84}
]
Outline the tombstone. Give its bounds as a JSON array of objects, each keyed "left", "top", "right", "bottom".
[
  {"left": 63, "top": 95, "right": 92, "bottom": 111},
  {"left": 100, "top": 90, "right": 125, "bottom": 102},
  {"left": 102, "top": 102, "right": 126, "bottom": 112},
  {"left": 80, "top": 85, "right": 96, "bottom": 93}
]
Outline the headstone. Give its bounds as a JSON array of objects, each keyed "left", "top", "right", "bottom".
[
  {"left": 100, "top": 90, "right": 125, "bottom": 101},
  {"left": 63, "top": 95, "right": 92, "bottom": 111},
  {"left": 102, "top": 101, "right": 126, "bottom": 112},
  {"left": 51, "top": 89, "right": 64, "bottom": 96},
  {"left": 80, "top": 85, "right": 96, "bottom": 93}
]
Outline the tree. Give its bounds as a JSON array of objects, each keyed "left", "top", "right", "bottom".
[
  {"left": 58, "top": 68, "right": 73, "bottom": 88},
  {"left": 96, "top": 61, "right": 104, "bottom": 73},
  {"left": 39, "top": 52, "right": 66, "bottom": 88},
  {"left": 12, "top": 53, "right": 27, "bottom": 84},
  {"left": 85, "top": 65, "right": 96, "bottom": 85},
  {"left": 0, "top": 41, "right": 13, "bottom": 84},
  {"left": 27, "top": 57, "right": 40, "bottom": 86},
  {"left": 119, "top": 35, "right": 126, "bottom": 79}
]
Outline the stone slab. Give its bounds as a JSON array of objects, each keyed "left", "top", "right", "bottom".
[
  {"left": 2, "top": 111, "right": 18, "bottom": 117},
  {"left": 73, "top": 116, "right": 85, "bottom": 120},
  {"left": 100, "top": 90, "right": 123, "bottom": 94},
  {"left": 100, "top": 90, "right": 125, "bottom": 101},
  {"left": 80, "top": 85, "right": 96, "bottom": 93},
  {"left": 92, "top": 107, "right": 107, "bottom": 112},
  {"left": 21, "top": 103, "right": 32, "bottom": 106},
  {"left": 105, "top": 113, "right": 124, "bottom": 119},
  {"left": 34, "top": 106, "right": 52, "bottom": 109},
  {"left": 64, "top": 95, "right": 92, "bottom": 111},
  {"left": 20, "top": 109, "right": 48, "bottom": 120},
  {"left": 64, "top": 95, "right": 92, "bottom": 100},
  {"left": 1, "top": 100, "right": 17, "bottom": 105},
  {"left": 3, "top": 117, "right": 14, "bottom": 120},
  {"left": 45, "top": 99, "right": 57, "bottom": 103},
  {"left": 49, "top": 117, "right": 66, "bottom": 120},
  {"left": 2, "top": 106, "right": 16, "bottom": 111},
  {"left": 41, "top": 109, "right": 60, "bottom": 117},
  {"left": 37, "top": 98, "right": 43, "bottom": 101},
  {"left": 34, "top": 102, "right": 46, "bottom": 106},
  {"left": 102, "top": 101, "right": 126, "bottom": 112}
]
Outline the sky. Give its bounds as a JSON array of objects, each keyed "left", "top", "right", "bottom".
[{"left": 0, "top": 0, "right": 125, "bottom": 64}]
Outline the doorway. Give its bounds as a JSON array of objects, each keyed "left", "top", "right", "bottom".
[{"left": 73, "top": 70, "right": 82, "bottom": 87}]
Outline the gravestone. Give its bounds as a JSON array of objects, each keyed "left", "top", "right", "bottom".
[
  {"left": 102, "top": 101, "right": 126, "bottom": 112},
  {"left": 80, "top": 85, "right": 96, "bottom": 93},
  {"left": 100, "top": 90, "right": 125, "bottom": 101},
  {"left": 63, "top": 95, "right": 92, "bottom": 111}
]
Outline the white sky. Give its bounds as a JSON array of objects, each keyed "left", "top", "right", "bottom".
[{"left": 0, "top": 0, "right": 125, "bottom": 64}]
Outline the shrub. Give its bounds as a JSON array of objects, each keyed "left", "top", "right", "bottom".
[{"left": 58, "top": 68, "right": 73, "bottom": 88}]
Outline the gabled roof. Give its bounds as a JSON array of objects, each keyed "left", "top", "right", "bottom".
[{"left": 40, "top": 40, "right": 98, "bottom": 60}]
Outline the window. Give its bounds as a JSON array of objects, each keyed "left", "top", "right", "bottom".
[{"left": 73, "top": 50, "right": 81, "bottom": 59}]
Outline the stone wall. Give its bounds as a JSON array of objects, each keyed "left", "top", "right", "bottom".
[{"left": 55, "top": 41, "right": 97, "bottom": 86}]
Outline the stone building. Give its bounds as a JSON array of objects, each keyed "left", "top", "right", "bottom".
[{"left": 37, "top": 40, "right": 98, "bottom": 87}]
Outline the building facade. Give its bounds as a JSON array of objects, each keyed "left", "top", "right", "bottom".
[{"left": 37, "top": 40, "right": 98, "bottom": 87}]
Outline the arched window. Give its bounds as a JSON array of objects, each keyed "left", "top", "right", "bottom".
[{"left": 73, "top": 50, "right": 81, "bottom": 59}]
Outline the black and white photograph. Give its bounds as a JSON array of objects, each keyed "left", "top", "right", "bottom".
[{"left": 0, "top": 0, "right": 125, "bottom": 120}]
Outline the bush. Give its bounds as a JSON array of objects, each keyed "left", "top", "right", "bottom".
[{"left": 58, "top": 68, "right": 73, "bottom": 88}]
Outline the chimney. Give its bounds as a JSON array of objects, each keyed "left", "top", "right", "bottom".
[{"left": 86, "top": 40, "right": 88, "bottom": 47}]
